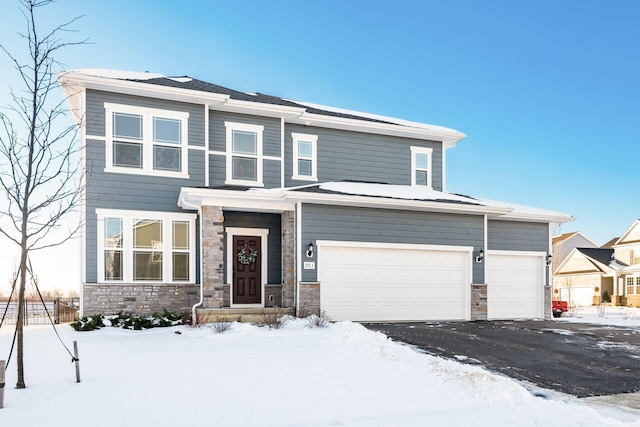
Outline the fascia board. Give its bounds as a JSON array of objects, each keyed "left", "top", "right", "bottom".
[
  {"left": 291, "top": 112, "right": 467, "bottom": 144},
  {"left": 614, "top": 219, "right": 640, "bottom": 246},
  {"left": 178, "top": 188, "right": 294, "bottom": 212},
  {"left": 491, "top": 212, "right": 575, "bottom": 224}
]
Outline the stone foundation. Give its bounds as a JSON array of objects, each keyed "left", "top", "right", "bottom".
[
  {"left": 544, "top": 286, "right": 552, "bottom": 320},
  {"left": 202, "top": 206, "right": 225, "bottom": 308},
  {"left": 282, "top": 210, "right": 296, "bottom": 308},
  {"left": 82, "top": 284, "right": 200, "bottom": 316},
  {"left": 298, "top": 282, "right": 320, "bottom": 315},
  {"left": 470, "top": 284, "right": 487, "bottom": 321}
]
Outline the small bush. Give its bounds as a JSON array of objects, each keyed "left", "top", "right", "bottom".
[
  {"left": 70, "top": 309, "right": 185, "bottom": 332},
  {"left": 305, "top": 311, "right": 331, "bottom": 328},
  {"left": 210, "top": 320, "right": 232, "bottom": 334},
  {"left": 260, "top": 307, "right": 289, "bottom": 329}
]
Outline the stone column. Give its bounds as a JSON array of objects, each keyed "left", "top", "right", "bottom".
[
  {"left": 281, "top": 210, "right": 296, "bottom": 308},
  {"left": 544, "top": 285, "right": 552, "bottom": 319},
  {"left": 470, "top": 284, "right": 487, "bottom": 321},
  {"left": 201, "top": 206, "right": 225, "bottom": 308}
]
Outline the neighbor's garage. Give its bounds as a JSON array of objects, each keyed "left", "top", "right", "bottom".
[
  {"left": 317, "top": 241, "right": 472, "bottom": 322},
  {"left": 486, "top": 251, "right": 545, "bottom": 319}
]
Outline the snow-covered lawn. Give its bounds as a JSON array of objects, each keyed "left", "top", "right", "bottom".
[
  {"left": 1, "top": 314, "right": 639, "bottom": 426},
  {"left": 557, "top": 305, "right": 640, "bottom": 328}
]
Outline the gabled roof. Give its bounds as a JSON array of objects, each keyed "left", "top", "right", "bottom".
[
  {"left": 554, "top": 247, "right": 616, "bottom": 275},
  {"left": 58, "top": 68, "right": 467, "bottom": 146},
  {"left": 613, "top": 219, "right": 640, "bottom": 246},
  {"left": 600, "top": 237, "right": 619, "bottom": 249},
  {"left": 551, "top": 231, "right": 597, "bottom": 247},
  {"left": 576, "top": 248, "right": 614, "bottom": 266}
]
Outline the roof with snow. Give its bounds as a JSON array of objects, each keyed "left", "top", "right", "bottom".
[{"left": 60, "top": 68, "right": 465, "bottom": 139}]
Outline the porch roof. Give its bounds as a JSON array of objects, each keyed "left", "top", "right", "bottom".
[{"left": 178, "top": 182, "right": 574, "bottom": 224}]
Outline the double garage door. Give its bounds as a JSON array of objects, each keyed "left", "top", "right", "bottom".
[
  {"left": 317, "top": 242, "right": 545, "bottom": 322},
  {"left": 317, "top": 242, "right": 472, "bottom": 322}
]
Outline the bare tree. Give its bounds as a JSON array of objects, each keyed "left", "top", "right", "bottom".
[{"left": 0, "top": 0, "right": 86, "bottom": 389}]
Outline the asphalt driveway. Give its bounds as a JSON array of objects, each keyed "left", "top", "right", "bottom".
[{"left": 364, "top": 320, "right": 640, "bottom": 398}]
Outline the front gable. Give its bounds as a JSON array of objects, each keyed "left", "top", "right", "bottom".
[
  {"left": 555, "top": 248, "right": 612, "bottom": 275},
  {"left": 613, "top": 219, "right": 640, "bottom": 266}
]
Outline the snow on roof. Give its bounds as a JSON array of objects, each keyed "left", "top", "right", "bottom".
[
  {"left": 70, "top": 68, "right": 192, "bottom": 83},
  {"left": 288, "top": 100, "right": 466, "bottom": 137}
]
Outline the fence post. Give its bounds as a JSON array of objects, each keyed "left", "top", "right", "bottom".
[
  {"left": 73, "top": 341, "right": 80, "bottom": 383},
  {"left": 1, "top": 360, "right": 5, "bottom": 409}
]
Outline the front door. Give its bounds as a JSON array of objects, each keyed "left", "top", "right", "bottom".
[{"left": 233, "top": 235, "right": 262, "bottom": 304}]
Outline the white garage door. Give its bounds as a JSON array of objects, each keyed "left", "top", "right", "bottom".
[
  {"left": 486, "top": 251, "right": 544, "bottom": 320},
  {"left": 559, "top": 287, "right": 593, "bottom": 308},
  {"left": 317, "top": 241, "right": 471, "bottom": 322}
]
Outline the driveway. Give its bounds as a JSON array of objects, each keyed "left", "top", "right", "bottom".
[{"left": 364, "top": 320, "right": 640, "bottom": 398}]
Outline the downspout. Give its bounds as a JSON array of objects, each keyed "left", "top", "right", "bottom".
[
  {"left": 180, "top": 195, "right": 204, "bottom": 325},
  {"left": 295, "top": 201, "right": 302, "bottom": 313}
]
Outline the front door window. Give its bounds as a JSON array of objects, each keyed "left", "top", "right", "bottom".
[{"left": 233, "top": 235, "right": 262, "bottom": 304}]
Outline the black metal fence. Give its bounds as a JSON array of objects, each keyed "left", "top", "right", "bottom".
[{"left": 0, "top": 298, "right": 80, "bottom": 325}]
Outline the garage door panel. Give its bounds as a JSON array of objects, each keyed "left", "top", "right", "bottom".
[{"left": 318, "top": 244, "right": 470, "bottom": 321}]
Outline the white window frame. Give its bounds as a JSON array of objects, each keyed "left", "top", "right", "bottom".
[
  {"left": 410, "top": 146, "right": 433, "bottom": 188},
  {"left": 225, "top": 121, "right": 264, "bottom": 186},
  {"left": 291, "top": 132, "right": 318, "bottom": 181},
  {"left": 104, "top": 103, "right": 189, "bottom": 179},
  {"left": 96, "top": 209, "right": 197, "bottom": 284}
]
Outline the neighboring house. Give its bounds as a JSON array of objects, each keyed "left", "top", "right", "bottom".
[
  {"left": 612, "top": 219, "right": 640, "bottom": 306},
  {"left": 551, "top": 232, "right": 597, "bottom": 274},
  {"left": 59, "top": 68, "right": 573, "bottom": 323},
  {"left": 553, "top": 247, "right": 615, "bottom": 307},
  {"left": 553, "top": 220, "right": 640, "bottom": 307}
]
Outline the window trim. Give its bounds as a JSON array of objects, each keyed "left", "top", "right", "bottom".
[
  {"left": 225, "top": 121, "right": 264, "bottom": 187},
  {"left": 96, "top": 209, "right": 197, "bottom": 284},
  {"left": 104, "top": 103, "right": 189, "bottom": 179},
  {"left": 291, "top": 132, "right": 318, "bottom": 181},
  {"left": 410, "top": 146, "right": 433, "bottom": 188}
]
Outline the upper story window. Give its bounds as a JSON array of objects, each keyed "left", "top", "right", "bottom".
[
  {"left": 411, "top": 146, "right": 433, "bottom": 187},
  {"left": 225, "top": 121, "right": 264, "bottom": 186},
  {"left": 97, "top": 209, "right": 196, "bottom": 284},
  {"left": 105, "top": 103, "right": 189, "bottom": 178},
  {"left": 292, "top": 132, "right": 318, "bottom": 181}
]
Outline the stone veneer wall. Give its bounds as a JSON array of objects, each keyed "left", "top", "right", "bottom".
[
  {"left": 298, "top": 282, "right": 320, "bottom": 315},
  {"left": 470, "top": 284, "right": 487, "bottom": 321},
  {"left": 82, "top": 284, "right": 200, "bottom": 316},
  {"left": 281, "top": 210, "right": 296, "bottom": 308},
  {"left": 202, "top": 206, "right": 225, "bottom": 308}
]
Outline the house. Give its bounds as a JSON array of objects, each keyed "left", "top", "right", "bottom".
[
  {"left": 59, "top": 68, "right": 573, "bottom": 323},
  {"left": 551, "top": 231, "right": 597, "bottom": 274},
  {"left": 553, "top": 220, "right": 640, "bottom": 307}
]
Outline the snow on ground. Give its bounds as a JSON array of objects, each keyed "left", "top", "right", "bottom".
[
  {"left": 0, "top": 317, "right": 638, "bottom": 426},
  {"left": 556, "top": 305, "right": 640, "bottom": 328}
]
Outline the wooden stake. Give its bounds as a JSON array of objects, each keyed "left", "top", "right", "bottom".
[
  {"left": 1, "top": 360, "right": 5, "bottom": 409},
  {"left": 73, "top": 341, "right": 80, "bottom": 383}
]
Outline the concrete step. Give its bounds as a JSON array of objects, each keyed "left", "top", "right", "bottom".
[{"left": 196, "top": 307, "right": 294, "bottom": 324}]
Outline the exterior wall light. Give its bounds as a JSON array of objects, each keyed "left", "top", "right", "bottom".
[
  {"left": 475, "top": 248, "right": 484, "bottom": 263},
  {"left": 306, "top": 242, "right": 314, "bottom": 258},
  {"left": 546, "top": 254, "right": 553, "bottom": 266}
]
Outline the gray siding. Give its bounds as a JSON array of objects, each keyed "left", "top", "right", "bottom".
[
  {"left": 84, "top": 89, "right": 206, "bottom": 283},
  {"left": 285, "top": 124, "right": 443, "bottom": 190},
  {"left": 301, "top": 204, "right": 484, "bottom": 283},
  {"left": 488, "top": 220, "right": 549, "bottom": 252},
  {"left": 223, "top": 211, "right": 282, "bottom": 285},
  {"left": 208, "top": 111, "right": 281, "bottom": 187}
]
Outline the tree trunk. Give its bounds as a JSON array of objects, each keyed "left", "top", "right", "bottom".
[{"left": 16, "top": 241, "right": 28, "bottom": 389}]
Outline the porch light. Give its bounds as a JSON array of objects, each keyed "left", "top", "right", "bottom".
[
  {"left": 475, "top": 249, "right": 484, "bottom": 263},
  {"left": 546, "top": 254, "right": 553, "bottom": 266},
  {"left": 306, "top": 242, "right": 314, "bottom": 258}
]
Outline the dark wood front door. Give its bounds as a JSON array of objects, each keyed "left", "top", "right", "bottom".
[{"left": 233, "top": 235, "right": 262, "bottom": 304}]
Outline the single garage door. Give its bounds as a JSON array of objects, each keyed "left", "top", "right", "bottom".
[
  {"left": 559, "top": 287, "right": 594, "bottom": 308},
  {"left": 486, "top": 251, "right": 545, "bottom": 320},
  {"left": 317, "top": 241, "right": 472, "bottom": 322}
]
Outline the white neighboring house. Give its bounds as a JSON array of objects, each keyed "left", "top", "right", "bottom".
[
  {"left": 551, "top": 232, "right": 598, "bottom": 274},
  {"left": 612, "top": 219, "right": 640, "bottom": 307}
]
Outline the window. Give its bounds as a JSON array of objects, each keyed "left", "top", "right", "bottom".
[
  {"left": 292, "top": 133, "right": 318, "bottom": 181},
  {"left": 105, "top": 103, "right": 189, "bottom": 178},
  {"left": 411, "top": 146, "right": 433, "bottom": 187},
  {"left": 627, "top": 275, "right": 640, "bottom": 295},
  {"left": 225, "top": 122, "right": 264, "bottom": 186},
  {"left": 97, "top": 209, "right": 196, "bottom": 283}
]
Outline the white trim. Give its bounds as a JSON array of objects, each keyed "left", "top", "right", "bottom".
[
  {"left": 205, "top": 104, "right": 210, "bottom": 186},
  {"left": 104, "top": 102, "right": 190, "bottom": 178},
  {"left": 85, "top": 134, "right": 106, "bottom": 141},
  {"left": 280, "top": 117, "right": 285, "bottom": 188},
  {"left": 226, "top": 227, "right": 269, "bottom": 307},
  {"left": 95, "top": 209, "right": 197, "bottom": 284},
  {"left": 208, "top": 150, "right": 226, "bottom": 156},
  {"left": 188, "top": 145, "right": 206, "bottom": 151},
  {"left": 410, "top": 146, "right": 433, "bottom": 188},
  {"left": 442, "top": 144, "right": 447, "bottom": 192},
  {"left": 295, "top": 202, "right": 302, "bottom": 312},
  {"left": 264, "top": 155, "right": 282, "bottom": 161},
  {"left": 224, "top": 121, "right": 264, "bottom": 187},
  {"left": 79, "top": 88, "right": 87, "bottom": 317},
  {"left": 291, "top": 132, "right": 318, "bottom": 181}
]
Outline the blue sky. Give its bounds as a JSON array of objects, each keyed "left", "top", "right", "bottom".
[{"left": 1, "top": 1, "right": 638, "bottom": 289}]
